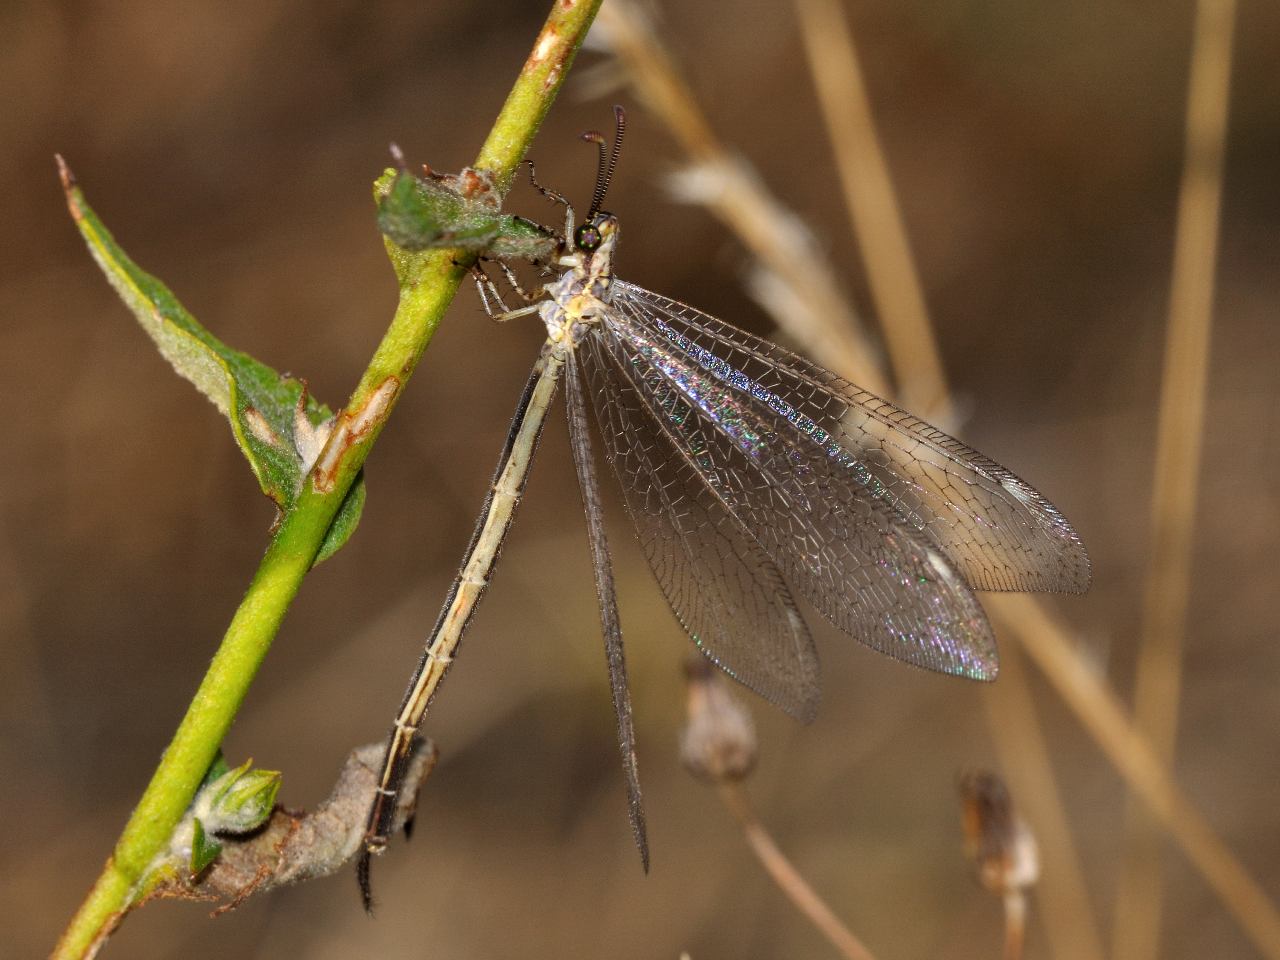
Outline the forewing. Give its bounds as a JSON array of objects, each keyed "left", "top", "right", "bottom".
[
  {"left": 581, "top": 329, "right": 822, "bottom": 720},
  {"left": 613, "top": 281, "right": 1090, "bottom": 596},
  {"left": 563, "top": 353, "right": 648, "bottom": 868},
  {"left": 605, "top": 286, "right": 999, "bottom": 680}
]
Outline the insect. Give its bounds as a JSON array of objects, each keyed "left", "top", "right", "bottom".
[{"left": 358, "top": 106, "right": 1090, "bottom": 907}]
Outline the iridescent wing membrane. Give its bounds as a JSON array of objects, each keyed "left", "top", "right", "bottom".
[
  {"left": 582, "top": 281, "right": 1090, "bottom": 715},
  {"left": 582, "top": 330, "right": 821, "bottom": 721}
]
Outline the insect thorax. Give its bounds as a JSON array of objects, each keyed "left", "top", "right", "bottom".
[{"left": 540, "top": 243, "right": 616, "bottom": 346}]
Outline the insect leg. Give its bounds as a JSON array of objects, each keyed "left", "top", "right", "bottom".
[
  {"left": 471, "top": 264, "right": 513, "bottom": 316},
  {"left": 472, "top": 264, "right": 544, "bottom": 322},
  {"left": 492, "top": 259, "right": 546, "bottom": 303},
  {"left": 524, "top": 160, "right": 575, "bottom": 238},
  {"left": 525, "top": 159, "right": 570, "bottom": 207}
]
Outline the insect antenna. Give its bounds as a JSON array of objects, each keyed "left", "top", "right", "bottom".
[{"left": 581, "top": 104, "right": 627, "bottom": 218}]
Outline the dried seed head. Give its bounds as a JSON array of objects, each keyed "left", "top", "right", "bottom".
[
  {"left": 679, "top": 658, "right": 758, "bottom": 783},
  {"left": 957, "top": 771, "right": 1039, "bottom": 895}
]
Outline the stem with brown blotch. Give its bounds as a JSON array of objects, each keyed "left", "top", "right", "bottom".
[{"left": 51, "top": 3, "right": 602, "bottom": 957}]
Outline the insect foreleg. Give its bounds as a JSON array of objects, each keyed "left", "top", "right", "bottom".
[{"left": 524, "top": 159, "right": 575, "bottom": 239}]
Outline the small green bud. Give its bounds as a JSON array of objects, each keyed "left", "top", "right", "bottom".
[{"left": 198, "top": 759, "right": 282, "bottom": 836}]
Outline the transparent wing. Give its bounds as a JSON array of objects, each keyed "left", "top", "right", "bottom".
[
  {"left": 581, "top": 329, "right": 822, "bottom": 720},
  {"left": 612, "top": 281, "right": 1091, "bottom": 596},
  {"left": 563, "top": 352, "right": 648, "bottom": 867},
  {"left": 598, "top": 295, "right": 998, "bottom": 681}
]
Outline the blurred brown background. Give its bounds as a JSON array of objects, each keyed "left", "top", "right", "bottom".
[{"left": 3, "top": 1, "right": 1278, "bottom": 957}]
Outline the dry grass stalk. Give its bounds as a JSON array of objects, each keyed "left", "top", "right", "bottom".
[
  {"left": 1113, "top": 0, "right": 1238, "bottom": 957},
  {"left": 598, "top": 1, "right": 1280, "bottom": 955},
  {"left": 993, "top": 593, "right": 1280, "bottom": 958},
  {"left": 792, "top": 0, "right": 952, "bottom": 422},
  {"left": 682, "top": 660, "right": 879, "bottom": 960},
  {"left": 791, "top": 3, "right": 1100, "bottom": 954},
  {"left": 595, "top": 0, "right": 889, "bottom": 396},
  {"left": 981, "top": 643, "right": 1106, "bottom": 960}
]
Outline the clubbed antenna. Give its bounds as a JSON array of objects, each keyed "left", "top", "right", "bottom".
[{"left": 581, "top": 104, "right": 627, "bottom": 218}]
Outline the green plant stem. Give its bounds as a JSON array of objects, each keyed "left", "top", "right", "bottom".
[{"left": 53, "top": 3, "right": 601, "bottom": 957}]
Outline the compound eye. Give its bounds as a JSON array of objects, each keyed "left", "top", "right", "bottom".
[{"left": 574, "top": 223, "right": 601, "bottom": 252}]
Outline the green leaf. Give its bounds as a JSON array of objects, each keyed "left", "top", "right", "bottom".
[
  {"left": 316, "top": 474, "right": 366, "bottom": 564},
  {"left": 374, "top": 166, "right": 558, "bottom": 264},
  {"left": 59, "top": 158, "right": 364, "bottom": 565},
  {"left": 189, "top": 818, "right": 222, "bottom": 876}
]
